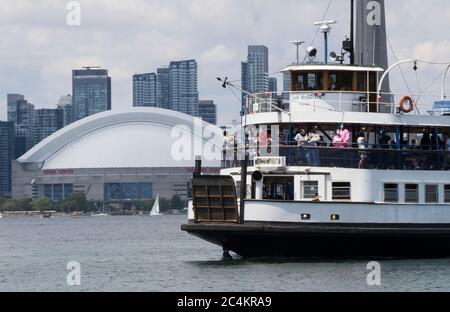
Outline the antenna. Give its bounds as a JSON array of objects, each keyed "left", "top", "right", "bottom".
[
  {"left": 314, "top": 20, "right": 337, "bottom": 64},
  {"left": 290, "top": 40, "right": 305, "bottom": 65},
  {"left": 350, "top": 0, "right": 355, "bottom": 64}
]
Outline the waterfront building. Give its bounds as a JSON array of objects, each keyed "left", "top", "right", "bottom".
[
  {"left": 0, "top": 121, "right": 15, "bottom": 198},
  {"left": 198, "top": 100, "right": 217, "bottom": 125},
  {"left": 241, "top": 45, "right": 269, "bottom": 100},
  {"left": 57, "top": 95, "right": 73, "bottom": 128},
  {"left": 72, "top": 68, "right": 111, "bottom": 122},
  {"left": 133, "top": 73, "right": 157, "bottom": 107},
  {"left": 269, "top": 77, "right": 278, "bottom": 93},
  {"left": 12, "top": 108, "right": 221, "bottom": 206},
  {"left": 33, "top": 108, "right": 63, "bottom": 145},
  {"left": 7, "top": 94, "right": 35, "bottom": 158},
  {"left": 157, "top": 68, "right": 171, "bottom": 110},
  {"left": 169, "top": 60, "right": 199, "bottom": 117}
]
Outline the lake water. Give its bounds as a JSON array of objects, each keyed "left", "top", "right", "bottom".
[{"left": 0, "top": 215, "right": 449, "bottom": 292}]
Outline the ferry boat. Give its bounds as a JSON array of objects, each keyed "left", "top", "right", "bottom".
[{"left": 182, "top": 1, "right": 450, "bottom": 258}]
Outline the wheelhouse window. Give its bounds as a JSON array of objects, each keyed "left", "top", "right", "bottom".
[
  {"left": 384, "top": 184, "right": 399, "bottom": 203},
  {"left": 292, "top": 72, "right": 323, "bottom": 91},
  {"left": 328, "top": 71, "right": 353, "bottom": 91},
  {"left": 445, "top": 185, "right": 450, "bottom": 203},
  {"left": 425, "top": 185, "right": 439, "bottom": 203},
  {"left": 302, "top": 181, "right": 319, "bottom": 199},
  {"left": 405, "top": 184, "right": 419, "bottom": 203},
  {"left": 332, "top": 182, "right": 351, "bottom": 200},
  {"left": 356, "top": 72, "right": 368, "bottom": 91}
]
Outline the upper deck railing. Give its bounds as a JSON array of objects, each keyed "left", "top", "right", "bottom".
[
  {"left": 244, "top": 91, "right": 449, "bottom": 116},
  {"left": 222, "top": 145, "right": 450, "bottom": 171}
]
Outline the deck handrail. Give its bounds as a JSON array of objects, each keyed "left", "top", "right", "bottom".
[{"left": 244, "top": 90, "right": 447, "bottom": 116}]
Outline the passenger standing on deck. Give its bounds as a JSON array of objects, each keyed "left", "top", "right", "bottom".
[
  {"left": 357, "top": 132, "right": 368, "bottom": 169},
  {"left": 332, "top": 129, "right": 344, "bottom": 147},
  {"left": 295, "top": 129, "right": 308, "bottom": 165},
  {"left": 223, "top": 131, "right": 235, "bottom": 167},
  {"left": 307, "top": 129, "right": 321, "bottom": 166},
  {"left": 340, "top": 127, "right": 350, "bottom": 147},
  {"left": 420, "top": 131, "right": 432, "bottom": 150}
]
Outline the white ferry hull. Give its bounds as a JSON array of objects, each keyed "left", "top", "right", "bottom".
[{"left": 183, "top": 198, "right": 450, "bottom": 258}]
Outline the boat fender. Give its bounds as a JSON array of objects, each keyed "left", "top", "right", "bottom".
[{"left": 399, "top": 96, "right": 414, "bottom": 113}]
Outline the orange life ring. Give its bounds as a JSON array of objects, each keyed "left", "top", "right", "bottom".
[{"left": 399, "top": 96, "right": 414, "bottom": 113}]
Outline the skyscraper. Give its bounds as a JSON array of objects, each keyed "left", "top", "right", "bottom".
[
  {"left": 198, "top": 100, "right": 217, "bottom": 125},
  {"left": 241, "top": 45, "right": 269, "bottom": 107},
  {"left": 269, "top": 77, "right": 278, "bottom": 93},
  {"left": 33, "top": 109, "right": 63, "bottom": 145},
  {"left": 57, "top": 95, "right": 73, "bottom": 128},
  {"left": 242, "top": 45, "right": 269, "bottom": 94},
  {"left": 157, "top": 68, "right": 170, "bottom": 110},
  {"left": 7, "top": 94, "right": 35, "bottom": 158},
  {"left": 72, "top": 68, "right": 111, "bottom": 122},
  {"left": 169, "top": 60, "right": 199, "bottom": 117},
  {"left": 0, "top": 121, "right": 15, "bottom": 198},
  {"left": 133, "top": 73, "right": 157, "bottom": 107}
]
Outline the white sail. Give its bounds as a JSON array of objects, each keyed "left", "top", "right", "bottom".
[{"left": 150, "top": 195, "right": 162, "bottom": 216}]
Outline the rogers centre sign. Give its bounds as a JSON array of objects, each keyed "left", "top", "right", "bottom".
[{"left": 43, "top": 169, "right": 75, "bottom": 176}]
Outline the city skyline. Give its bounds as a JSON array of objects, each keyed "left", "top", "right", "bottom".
[{"left": 1, "top": 1, "right": 450, "bottom": 125}]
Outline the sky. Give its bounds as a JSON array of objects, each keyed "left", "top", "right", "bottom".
[{"left": 1, "top": 0, "right": 450, "bottom": 125}]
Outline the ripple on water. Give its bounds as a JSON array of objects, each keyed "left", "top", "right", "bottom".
[{"left": 0, "top": 216, "right": 449, "bottom": 292}]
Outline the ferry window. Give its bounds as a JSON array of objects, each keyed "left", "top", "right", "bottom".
[
  {"left": 445, "top": 185, "right": 450, "bottom": 203},
  {"left": 263, "top": 177, "right": 294, "bottom": 201},
  {"left": 296, "top": 75, "right": 305, "bottom": 91},
  {"left": 294, "top": 72, "right": 323, "bottom": 91},
  {"left": 302, "top": 181, "right": 319, "bottom": 199},
  {"left": 307, "top": 73, "right": 316, "bottom": 90},
  {"left": 328, "top": 71, "right": 353, "bottom": 91},
  {"left": 405, "top": 184, "right": 419, "bottom": 203},
  {"left": 332, "top": 182, "right": 351, "bottom": 200},
  {"left": 357, "top": 72, "right": 368, "bottom": 91},
  {"left": 384, "top": 184, "right": 398, "bottom": 203},
  {"left": 425, "top": 185, "right": 439, "bottom": 203}
]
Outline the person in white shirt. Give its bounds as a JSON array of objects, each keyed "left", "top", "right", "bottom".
[
  {"left": 357, "top": 132, "right": 368, "bottom": 169},
  {"left": 223, "top": 131, "right": 235, "bottom": 167},
  {"left": 295, "top": 129, "right": 308, "bottom": 165}
]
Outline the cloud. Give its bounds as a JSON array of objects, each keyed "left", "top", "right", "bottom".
[{"left": 1, "top": 0, "right": 450, "bottom": 124}]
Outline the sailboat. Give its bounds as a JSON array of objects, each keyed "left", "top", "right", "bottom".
[{"left": 150, "top": 195, "right": 163, "bottom": 216}]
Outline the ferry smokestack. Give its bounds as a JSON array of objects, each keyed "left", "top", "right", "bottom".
[{"left": 356, "top": 0, "right": 391, "bottom": 112}]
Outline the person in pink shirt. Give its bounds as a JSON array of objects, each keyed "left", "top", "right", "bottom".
[
  {"left": 332, "top": 129, "right": 344, "bottom": 148},
  {"left": 332, "top": 127, "right": 350, "bottom": 148},
  {"left": 340, "top": 128, "right": 350, "bottom": 147}
]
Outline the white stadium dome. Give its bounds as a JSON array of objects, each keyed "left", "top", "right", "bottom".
[{"left": 18, "top": 108, "right": 223, "bottom": 169}]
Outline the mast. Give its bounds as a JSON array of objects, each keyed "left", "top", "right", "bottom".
[{"left": 350, "top": 0, "right": 355, "bottom": 64}]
